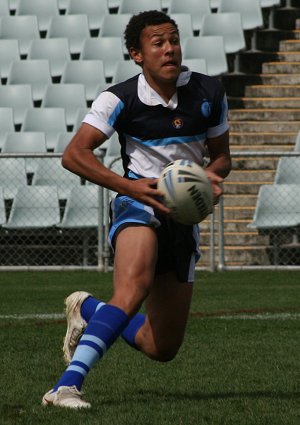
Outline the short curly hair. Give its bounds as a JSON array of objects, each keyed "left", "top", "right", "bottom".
[{"left": 124, "top": 10, "right": 178, "bottom": 51}]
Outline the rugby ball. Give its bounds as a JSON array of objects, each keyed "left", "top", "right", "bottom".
[{"left": 158, "top": 159, "right": 213, "bottom": 225}]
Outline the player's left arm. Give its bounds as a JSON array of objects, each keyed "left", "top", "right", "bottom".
[{"left": 205, "top": 130, "right": 232, "bottom": 201}]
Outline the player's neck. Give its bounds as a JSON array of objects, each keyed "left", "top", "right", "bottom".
[{"left": 144, "top": 74, "right": 177, "bottom": 103}]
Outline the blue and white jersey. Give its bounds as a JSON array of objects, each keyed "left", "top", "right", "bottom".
[{"left": 83, "top": 67, "right": 229, "bottom": 179}]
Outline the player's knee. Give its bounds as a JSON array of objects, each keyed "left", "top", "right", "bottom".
[{"left": 147, "top": 343, "right": 181, "bottom": 362}]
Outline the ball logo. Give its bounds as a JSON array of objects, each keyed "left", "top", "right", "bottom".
[
  {"left": 201, "top": 100, "right": 212, "bottom": 118},
  {"left": 172, "top": 117, "right": 183, "bottom": 129}
]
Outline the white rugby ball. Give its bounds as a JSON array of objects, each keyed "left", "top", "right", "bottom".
[{"left": 158, "top": 159, "right": 213, "bottom": 225}]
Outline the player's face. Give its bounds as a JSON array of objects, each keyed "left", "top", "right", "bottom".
[{"left": 131, "top": 23, "right": 182, "bottom": 87}]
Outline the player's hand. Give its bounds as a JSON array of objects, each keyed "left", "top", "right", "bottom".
[
  {"left": 126, "top": 178, "right": 171, "bottom": 214},
  {"left": 204, "top": 170, "right": 224, "bottom": 204}
]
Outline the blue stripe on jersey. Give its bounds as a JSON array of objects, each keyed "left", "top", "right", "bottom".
[
  {"left": 127, "top": 132, "right": 206, "bottom": 147},
  {"left": 108, "top": 99, "right": 125, "bottom": 127}
]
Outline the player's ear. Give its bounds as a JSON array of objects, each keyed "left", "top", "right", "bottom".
[{"left": 129, "top": 47, "right": 143, "bottom": 65}]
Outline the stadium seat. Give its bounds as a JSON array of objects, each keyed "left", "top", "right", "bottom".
[
  {"left": 249, "top": 184, "right": 300, "bottom": 230},
  {"left": 0, "top": 157, "right": 27, "bottom": 200},
  {"left": 80, "top": 37, "right": 124, "bottom": 81},
  {"left": 41, "top": 84, "right": 87, "bottom": 128},
  {"left": 201, "top": 13, "right": 246, "bottom": 55},
  {"left": 54, "top": 132, "right": 75, "bottom": 153},
  {"left": 66, "top": 0, "right": 109, "bottom": 32},
  {"left": 0, "top": 0, "right": 10, "bottom": 17},
  {"left": 15, "top": 0, "right": 60, "bottom": 33},
  {"left": 103, "top": 132, "right": 121, "bottom": 167},
  {"left": 2, "top": 131, "right": 47, "bottom": 174},
  {"left": 27, "top": 38, "right": 71, "bottom": 80},
  {"left": 32, "top": 157, "right": 81, "bottom": 199},
  {"left": 274, "top": 157, "right": 300, "bottom": 184},
  {"left": 21, "top": 107, "right": 67, "bottom": 151},
  {"left": 61, "top": 60, "right": 106, "bottom": 102},
  {"left": 6, "top": 59, "right": 52, "bottom": 103},
  {"left": 183, "top": 36, "right": 228, "bottom": 76},
  {"left": 58, "top": 185, "right": 99, "bottom": 228},
  {"left": 47, "top": 15, "right": 90, "bottom": 56},
  {"left": 0, "top": 15, "right": 40, "bottom": 56},
  {"left": 73, "top": 108, "right": 90, "bottom": 131},
  {"left": 0, "top": 107, "right": 14, "bottom": 150},
  {"left": 118, "top": 0, "right": 162, "bottom": 14},
  {"left": 260, "top": 0, "right": 281, "bottom": 29},
  {"left": 0, "top": 39, "right": 20, "bottom": 81},
  {"left": 169, "top": 0, "right": 211, "bottom": 33},
  {"left": 293, "top": 131, "right": 300, "bottom": 152},
  {"left": 112, "top": 60, "right": 140, "bottom": 84},
  {"left": 182, "top": 58, "right": 207, "bottom": 74},
  {"left": 169, "top": 14, "right": 194, "bottom": 46},
  {"left": 4, "top": 185, "right": 61, "bottom": 229},
  {"left": 0, "top": 187, "right": 6, "bottom": 226},
  {"left": 218, "top": 0, "right": 263, "bottom": 30},
  {"left": 99, "top": 14, "right": 132, "bottom": 38},
  {"left": 0, "top": 85, "right": 33, "bottom": 126}
]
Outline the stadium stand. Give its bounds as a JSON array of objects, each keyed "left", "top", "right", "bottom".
[
  {"left": 47, "top": 14, "right": 90, "bottom": 56},
  {"left": 21, "top": 107, "right": 67, "bottom": 151},
  {"left": 15, "top": 0, "right": 60, "bottom": 33},
  {"left": 111, "top": 60, "right": 140, "bottom": 84},
  {"left": 183, "top": 36, "right": 228, "bottom": 76},
  {"left": 54, "top": 132, "right": 75, "bottom": 154},
  {"left": 0, "top": 0, "right": 10, "bottom": 17},
  {"left": 31, "top": 157, "right": 81, "bottom": 199},
  {"left": 169, "top": 13, "right": 194, "bottom": 46},
  {"left": 0, "top": 188, "right": 6, "bottom": 226},
  {"left": 118, "top": 0, "right": 162, "bottom": 14},
  {"left": 0, "top": 107, "right": 15, "bottom": 150},
  {"left": 41, "top": 83, "right": 87, "bottom": 128},
  {"left": 274, "top": 157, "right": 300, "bottom": 184},
  {"left": 0, "top": 15, "right": 40, "bottom": 56},
  {"left": 61, "top": 60, "right": 106, "bottom": 102},
  {"left": 6, "top": 59, "right": 52, "bottom": 104},
  {"left": 66, "top": 0, "right": 109, "bottom": 34},
  {"left": 27, "top": 38, "right": 71, "bottom": 80},
  {"left": 182, "top": 58, "right": 207, "bottom": 74},
  {"left": 0, "top": 85, "right": 33, "bottom": 127},
  {"left": 0, "top": 157, "right": 27, "bottom": 200},
  {"left": 2, "top": 131, "right": 47, "bottom": 174},
  {"left": 0, "top": 39, "right": 20, "bottom": 81},
  {"left": 3, "top": 185, "right": 61, "bottom": 229},
  {"left": 80, "top": 37, "right": 124, "bottom": 82},
  {"left": 169, "top": 0, "right": 211, "bottom": 33},
  {"left": 72, "top": 108, "right": 90, "bottom": 131}
]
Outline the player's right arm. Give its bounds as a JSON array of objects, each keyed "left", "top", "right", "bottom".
[{"left": 62, "top": 123, "right": 170, "bottom": 214}]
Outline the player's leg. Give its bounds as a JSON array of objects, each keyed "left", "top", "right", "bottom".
[
  {"left": 43, "top": 224, "right": 157, "bottom": 408},
  {"left": 135, "top": 271, "right": 193, "bottom": 361}
]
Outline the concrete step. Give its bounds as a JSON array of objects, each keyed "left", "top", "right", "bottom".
[
  {"left": 229, "top": 109, "right": 300, "bottom": 121},
  {"left": 278, "top": 52, "right": 300, "bottom": 61},
  {"left": 230, "top": 144, "right": 294, "bottom": 152},
  {"left": 201, "top": 231, "right": 268, "bottom": 246},
  {"left": 261, "top": 73, "right": 300, "bottom": 84},
  {"left": 223, "top": 194, "right": 258, "bottom": 207},
  {"left": 231, "top": 157, "right": 279, "bottom": 170},
  {"left": 224, "top": 181, "right": 270, "bottom": 195},
  {"left": 262, "top": 61, "right": 300, "bottom": 73},
  {"left": 245, "top": 85, "right": 300, "bottom": 97},
  {"left": 229, "top": 120, "right": 300, "bottom": 131},
  {"left": 279, "top": 39, "right": 300, "bottom": 51},
  {"left": 226, "top": 169, "right": 275, "bottom": 183},
  {"left": 242, "top": 97, "right": 300, "bottom": 108},
  {"left": 198, "top": 246, "right": 271, "bottom": 266},
  {"left": 230, "top": 131, "right": 297, "bottom": 145},
  {"left": 223, "top": 206, "right": 256, "bottom": 220}
]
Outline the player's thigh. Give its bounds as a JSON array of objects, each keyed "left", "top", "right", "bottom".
[
  {"left": 143, "top": 272, "right": 193, "bottom": 353},
  {"left": 110, "top": 225, "right": 158, "bottom": 315}
]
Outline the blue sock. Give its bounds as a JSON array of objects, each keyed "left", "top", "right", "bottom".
[
  {"left": 53, "top": 304, "right": 129, "bottom": 391},
  {"left": 81, "top": 296, "right": 145, "bottom": 349}
]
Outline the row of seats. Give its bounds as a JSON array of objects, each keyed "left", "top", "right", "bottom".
[{"left": 0, "top": 184, "right": 101, "bottom": 229}]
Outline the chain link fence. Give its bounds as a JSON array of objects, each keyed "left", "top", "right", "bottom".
[{"left": 0, "top": 151, "right": 300, "bottom": 271}]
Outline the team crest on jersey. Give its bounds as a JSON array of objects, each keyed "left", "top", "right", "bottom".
[
  {"left": 201, "top": 100, "right": 212, "bottom": 118},
  {"left": 172, "top": 117, "right": 183, "bottom": 129}
]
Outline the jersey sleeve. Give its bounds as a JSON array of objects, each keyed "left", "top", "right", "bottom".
[
  {"left": 206, "top": 92, "right": 229, "bottom": 139},
  {"left": 82, "top": 91, "right": 124, "bottom": 138}
]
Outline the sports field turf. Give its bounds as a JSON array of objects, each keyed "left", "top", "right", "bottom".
[{"left": 0, "top": 270, "right": 299, "bottom": 425}]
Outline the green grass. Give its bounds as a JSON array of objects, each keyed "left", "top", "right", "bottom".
[{"left": 0, "top": 271, "right": 300, "bottom": 425}]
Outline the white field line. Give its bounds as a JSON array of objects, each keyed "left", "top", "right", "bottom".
[{"left": 0, "top": 312, "right": 300, "bottom": 321}]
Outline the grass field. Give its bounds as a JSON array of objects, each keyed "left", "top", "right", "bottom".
[{"left": 0, "top": 270, "right": 299, "bottom": 425}]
